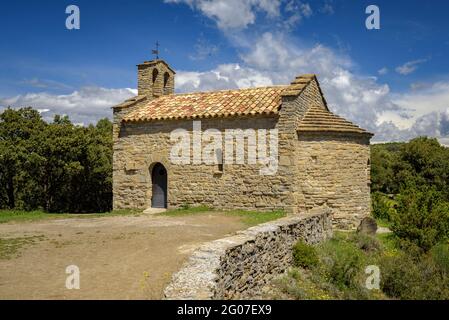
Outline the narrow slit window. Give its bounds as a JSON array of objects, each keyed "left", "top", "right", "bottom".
[{"left": 216, "top": 148, "right": 223, "bottom": 173}]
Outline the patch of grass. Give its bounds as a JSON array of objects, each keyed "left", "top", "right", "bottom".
[
  {"left": 273, "top": 268, "right": 332, "bottom": 300},
  {"left": 161, "top": 205, "right": 212, "bottom": 216},
  {"left": 160, "top": 206, "right": 286, "bottom": 226},
  {"left": 0, "top": 209, "right": 142, "bottom": 224},
  {"left": 0, "top": 235, "right": 46, "bottom": 259},
  {"left": 375, "top": 218, "right": 392, "bottom": 228},
  {"left": 376, "top": 232, "right": 400, "bottom": 256},
  {"left": 222, "top": 210, "right": 286, "bottom": 226}
]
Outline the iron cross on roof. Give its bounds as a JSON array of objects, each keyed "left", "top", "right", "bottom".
[{"left": 152, "top": 41, "right": 160, "bottom": 59}]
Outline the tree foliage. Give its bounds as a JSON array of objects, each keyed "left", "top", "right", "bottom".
[
  {"left": 0, "top": 107, "right": 112, "bottom": 212},
  {"left": 371, "top": 137, "right": 449, "bottom": 250}
]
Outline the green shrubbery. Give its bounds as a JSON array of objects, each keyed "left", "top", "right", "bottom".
[
  {"left": 371, "top": 138, "right": 449, "bottom": 251},
  {"left": 351, "top": 232, "right": 383, "bottom": 253},
  {"left": 279, "top": 234, "right": 379, "bottom": 299},
  {"left": 371, "top": 192, "right": 396, "bottom": 221},
  {"left": 292, "top": 241, "right": 319, "bottom": 268},
  {"left": 0, "top": 108, "right": 112, "bottom": 213},
  {"left": 391, "top": 186, "right": 449, "bottom": 251},
  {"left": 380, "top": 246, "right": 449, "bottom": 300},
  {"left": 276, "top": 233, "right": 449, "bottom": 300},
  {"left": 430, "top": 243, "right": 449, "bottom": 274},
  {"left": 319, "top": 238, "right": 364, "bottom": 292},
  {"left": 363, "top": 138, "right": 449, "bottom": 299}
]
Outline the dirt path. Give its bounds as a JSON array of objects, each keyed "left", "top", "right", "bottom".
[{"left": 0, "top": 212, "right": 247, "bottom": 300}]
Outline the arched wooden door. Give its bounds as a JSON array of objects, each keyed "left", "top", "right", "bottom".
[{"left": 151, "top": 163, "right": 167, "bottom": 208}]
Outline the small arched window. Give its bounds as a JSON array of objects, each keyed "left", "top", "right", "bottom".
[
  {"left": 164, "top": 72, "right": 170, "bottom": 87},
  {"left": 152, "top": 68, "right": 159, "bottom": 83}
]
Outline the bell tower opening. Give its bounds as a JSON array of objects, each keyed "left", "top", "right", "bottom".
[{"left": 137, "top": 59, "right": 175, "bottom": 99}]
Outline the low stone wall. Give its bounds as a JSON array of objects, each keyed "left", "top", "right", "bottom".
[{"left": 164, "top": 208, "right": 333, "bottom": 300}]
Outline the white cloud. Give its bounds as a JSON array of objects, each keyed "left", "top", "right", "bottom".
[
  {"left": 176, "top": 63, "right": 273, "bottom": 92},
  {"left": 389, "top": 82, "right": 449, "bottom": 129},
  {"left": 378, "top": 67, "right": 388, "bottom": 75},
  {"left": 395, "top": 59, "right": 427, "bottom": 75},
  {"left": 0, "top": 87, "right": 136, "bottom": 124},
  {"left": 165, "top": 0, "right": 281, "bottom": 30},
  {"left": 281, "top": 1, "right": 313, "bottom": 29}
]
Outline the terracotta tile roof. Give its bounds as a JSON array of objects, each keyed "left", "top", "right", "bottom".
[
  {"left": 298, "top": 105, "right": 373, "bottom": 135},
  {"left": 121, "top": 74, "right": 317, "bottom": 122}
]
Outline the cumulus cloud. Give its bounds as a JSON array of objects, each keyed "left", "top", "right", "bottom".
[
  {"left": 391, "top": 82, "right": 449, "bottom": 128},
  {"left": 0, "top": 87, "right": 136, "bottom": 124},
  {"left": 176, "top": 63, "right": 273, "bottom": 92},
  {"left": 165, "top": 0, "right": 281, "bottom": 30},
  {"left": 395, "top": 59, "right": 427, "bottom": 75}
]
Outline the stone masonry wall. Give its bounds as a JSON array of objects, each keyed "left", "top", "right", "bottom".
[
  {"left": 296, "top": 133, "right": 371, "bottom": 229},
  {"left": 278, "top": 78, "right": 328, "bottom": 214},
  {"left": 164, "top": 208, "right": 332, "bottom": 300},
  {"left": 137, "top": 61, "right": 175, "bottom": 98},
  {"left": 113, "top": 116, "right": 292, "bottom": 211}
]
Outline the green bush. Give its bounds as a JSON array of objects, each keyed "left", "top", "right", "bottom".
[
  {"left": 326, "top": 244, "right": 362, "bottom": 290},
  {"left": 430, "top": 243, "right": 449, "bottom": 274},
  {"left": 279, "top": 231, "right": 449, "bottom": 300},
  {"left": 351, "top": 233, "right": 382, "bottom": 253},
  {"left": 318, "top": 236, "right": 365, "bottom": 291},
  {"left": 391, "top": 186, "right": 449, "bottom": 251},
  {"left": 292, "top": 241, "right": 319, "bottom": 269},
  {"left": 380, "top": 252, "right": 449, "bottom": 300},
  {"left": 372, "top": 192, "right": 396, "bottom": 221}
]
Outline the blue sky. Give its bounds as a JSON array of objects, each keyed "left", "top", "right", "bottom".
[{"left": 1, "top": 0, "right": 449, "bottom": 143}]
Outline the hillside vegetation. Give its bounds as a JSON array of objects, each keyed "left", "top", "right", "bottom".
[{"left": 275, "top": 137, "right": 449, "bottom": 300}]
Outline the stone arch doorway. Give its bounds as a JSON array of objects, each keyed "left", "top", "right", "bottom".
[{"left": 151, "top": 163, "right": 167, "bottom": 208}]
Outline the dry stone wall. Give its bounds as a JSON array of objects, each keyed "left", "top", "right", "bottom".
[{"left": 164, "top": 208, "right": 332, "bottom": 300}]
